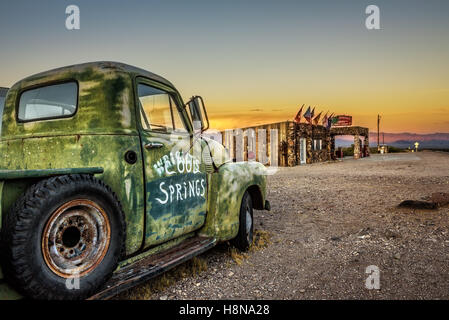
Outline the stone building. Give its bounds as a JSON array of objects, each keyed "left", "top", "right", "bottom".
[{"left": 217, "top": 121, "right": 369, "bottom": 167}]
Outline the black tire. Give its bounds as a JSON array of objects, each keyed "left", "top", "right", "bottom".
[
  {"left": 1, "top": 174, "right": 125, "bottom": 300},
  {"left": 231, "top": 191, "right": 253, "bottom": 251}
]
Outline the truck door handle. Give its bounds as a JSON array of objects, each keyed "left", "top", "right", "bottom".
[{"left": 145, "top": 142, "right": 164, "bottom": 150}]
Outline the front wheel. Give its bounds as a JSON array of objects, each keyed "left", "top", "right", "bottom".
[
  {"left": 231, "top": 191, "right": 253, "bottom": 251},
  {"left": 2, "top": 174, "right": 125, "bottom": 300}
]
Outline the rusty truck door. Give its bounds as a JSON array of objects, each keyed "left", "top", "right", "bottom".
[{"left": 136, "top": 80, "right": 207, "bottom": 249}]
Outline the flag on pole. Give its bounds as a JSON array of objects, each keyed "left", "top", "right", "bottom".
[
  {"left": 313, "top": 111, "right": 322, "bottom": 125},
  {"left": 310, "top": 107, "right": 315, "bottom": 120},
  {"left": 326, "top": 113, "right": 334, "bottom": 129},
  {"left": 321, "top": 111, "right": 329, "bottom": 126},
  {"left": 303, "top": 106, "right": 312, "bottom": 124},
  {"left": 294, "top": 104, "right": 304, "bottom": 123}
]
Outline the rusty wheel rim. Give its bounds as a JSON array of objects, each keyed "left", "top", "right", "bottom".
[{"left": 42, "top": 199, "right": 111, "bottom": 278}]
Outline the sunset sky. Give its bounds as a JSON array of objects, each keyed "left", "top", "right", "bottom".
[{"left": 0, "top": 0, "right": 448, "bottom": 133}]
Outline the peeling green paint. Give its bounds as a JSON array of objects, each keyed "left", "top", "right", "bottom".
[
  {"left": 199, "top": 161, "right": 267, "bottom": 241},
  {"left": 0, "top": 61, "right": 268, "bottom": 300},
  {"left": 0, "top": 135, "right": 145, "bottom": 254},
  {"left": 0, "top": 63, "right": 156, "bottom": 257},
  {"left": 141, "top": 129, "right": 208, "bottom": 248},
  {"left": 2, "top": 66, "right": 137, "bottom": 140}
]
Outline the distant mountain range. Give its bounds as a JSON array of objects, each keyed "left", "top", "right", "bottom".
[{"left": 335, "top": 132, "right": 449, "bottom": 149}]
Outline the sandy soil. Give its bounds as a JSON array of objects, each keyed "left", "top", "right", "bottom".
[{"left": 125, "top": 151, "right": 449, "bottom": 300}]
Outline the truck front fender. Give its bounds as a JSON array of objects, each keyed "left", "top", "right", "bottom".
[{"left": 200, "top": 161, "right": 267, "bottom": 241}]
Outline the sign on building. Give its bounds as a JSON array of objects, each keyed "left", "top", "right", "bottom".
[{"left": 331, "top": 115, "right": 352, "bottom": 127}]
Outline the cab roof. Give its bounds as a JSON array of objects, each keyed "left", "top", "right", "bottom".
[{"left": 13, "top": 61, "right": 175, "bottom": 89}]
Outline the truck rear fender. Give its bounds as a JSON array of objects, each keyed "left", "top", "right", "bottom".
[{"left": 0, "top": 167, "right": 103, "bottom": 231}]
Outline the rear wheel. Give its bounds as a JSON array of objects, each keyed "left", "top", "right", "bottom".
[
  {"left": 2, "top": 174, "right": 125, "bottom": 300},
  {"left": 231, "top": 191, "right": 253, "bottom": 251}
]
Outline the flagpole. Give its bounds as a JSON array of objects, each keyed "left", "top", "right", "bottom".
[{"left": 377, "top": 115, "right": 381, "bottom": 151}]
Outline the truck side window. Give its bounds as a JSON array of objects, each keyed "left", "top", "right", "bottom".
[
  {"left": 137, "top": 84, "right": 186, "bottom": 133},
  {"left": 18, "top": 82, "right": 78, "bottom": 122}
]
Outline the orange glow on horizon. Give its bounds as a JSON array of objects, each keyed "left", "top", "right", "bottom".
[
  {"left": 207, "top": 105, "right": 449, "bottom": 134},
  {"left": 203, "top": 86, "right": 449, "bottom": 134}
]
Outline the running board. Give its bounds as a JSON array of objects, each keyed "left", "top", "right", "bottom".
[{"left": 89, "top": 236, "right": 216, "bottom": 300}]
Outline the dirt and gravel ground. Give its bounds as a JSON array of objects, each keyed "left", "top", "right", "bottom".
[{"left": 123, "top": 151, "right": 449, "bottom": 300}]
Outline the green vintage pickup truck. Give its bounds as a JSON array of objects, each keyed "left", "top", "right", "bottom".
[{"left": 0, "top": 62, "right": 269, "bottom": 300}]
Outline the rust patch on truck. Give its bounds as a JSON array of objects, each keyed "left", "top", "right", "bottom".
[{"left": 42, "top": 199, "right": 111, "bottom": 278}]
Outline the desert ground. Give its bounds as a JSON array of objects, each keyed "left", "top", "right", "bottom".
[{"left": 120, "top": 151, "right": 449, "bottom": 300}]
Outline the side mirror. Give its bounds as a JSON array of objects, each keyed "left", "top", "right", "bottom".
[{"left": 187, "top": 96, "right": 209, "bottom": 133}]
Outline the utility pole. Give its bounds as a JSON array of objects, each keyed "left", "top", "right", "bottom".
[{"left": 377, "top": 115, "right": 381, "bottom": 151}]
